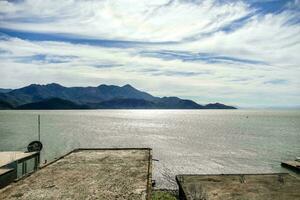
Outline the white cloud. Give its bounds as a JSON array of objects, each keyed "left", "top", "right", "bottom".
[
  {"left": 0, "top": 0, "right": 251, "bottom": 42},
  {"left": 0, "top": 0, "right": 299, "bottom": 107}
]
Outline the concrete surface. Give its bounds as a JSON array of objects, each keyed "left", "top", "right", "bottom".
[
  {"left": 0, "top": 151, "right": 38, "bottom": 168},
  {"left": 0, "top": 148, "right": 152, "bottom": 200},
  {"left": 176, "top": 173, "right": 300, "bottom": 200}
]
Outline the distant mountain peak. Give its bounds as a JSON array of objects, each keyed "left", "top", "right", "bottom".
[
  {"left": 46, "top": 83, "right": 63, "bottom": 87},
  {"left": 97, "top": 83, "right": 135, "bottom": 89},
  {"left": 26, "top": 83, "right": 63, "bottom": 88},
  {"left": 28, "top": 83, "right": 40, "bottom": 87},
  {"left": 122, "top": 84, "right": 134, "bottom": 88},
  {"left": 98, "top": 84, "right": 108, "bottom": 87}
]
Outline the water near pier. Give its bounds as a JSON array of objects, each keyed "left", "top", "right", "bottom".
[{"left": 0, "top": 110, "right": 299, "bottom": 188}]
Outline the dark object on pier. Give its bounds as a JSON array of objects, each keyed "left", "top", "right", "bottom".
[
  {"left": 27, "top": 141, "right": 43, "bottom": 152},
  {"left": 152, "top": 180, "right": 156, "bottom": 187}
]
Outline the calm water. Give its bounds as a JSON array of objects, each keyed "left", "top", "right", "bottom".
[{"left": 0, "top": 110, "right": 299, "bottom": 188}]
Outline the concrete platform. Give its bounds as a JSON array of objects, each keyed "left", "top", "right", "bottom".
[
  {"left": 176, "top": 173, "right": 300, "bottom": 200},
  {"left": 0, "top": 148, "right": 152, "bottom": 200},
  {"left": 0, "top": 151, "right": 38, "bottom": 168}
]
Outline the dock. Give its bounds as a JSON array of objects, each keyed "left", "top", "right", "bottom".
[
  {"left": 176, "top": 173, "right": 300, "bottom": 200},
  {"left": 0, "top": 148, "right": 152, "bottom": 200},
  {"left": 281, "top": 160, "right": 300, "bottom": 173}
]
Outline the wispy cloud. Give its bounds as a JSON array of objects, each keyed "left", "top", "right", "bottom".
[
  {"left": 139, "top": 68, "right": 212, "bottom": 77},
  {"left": 139, "top": 50, "right": 267, "bottom": 65},
  {"left": 264, "top": 79, "right": 288, "bottom": 85},
  {"left": 0, "top": 0, "right": 299, "bottom": 107},
  {"left": 14, "top": 54, "right": 78, "bottom": 64}
]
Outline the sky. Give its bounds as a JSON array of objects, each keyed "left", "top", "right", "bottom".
[{"left": 0, "top": 0, "right": 299, "bottom": 108}]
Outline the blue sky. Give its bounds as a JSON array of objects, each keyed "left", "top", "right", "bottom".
[{"left": 0, "top": 0, "right": 299, "bottom": 107}]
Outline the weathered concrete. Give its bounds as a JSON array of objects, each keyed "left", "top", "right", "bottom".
[
  {"left": 0, "top": 148, "right": 152, "bottom": 200},
  {"left": 0, "top": 151, "right": 38, "bottom": 168},
  {"left": 176, "top": 173, "right": 300, "bottom": 200}
]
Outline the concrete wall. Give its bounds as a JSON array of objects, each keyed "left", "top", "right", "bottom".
[{"left": 0, "top": 169, "right": 16, "bottom": 189}]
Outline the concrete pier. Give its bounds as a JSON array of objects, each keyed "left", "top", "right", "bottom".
[
  {"left": 0, "top": 151, "right": 40, "bottom": 188},
  {"left": 176, "top": 173, "right": 300, "bottom": 200},
  {"left": 0, "top": 148, "right": 152, "bottom": 200},
  {"left": 281, "top": 160, "right": 300, "bottom": 173}
]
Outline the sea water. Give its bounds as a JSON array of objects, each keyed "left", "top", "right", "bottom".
[{"left": 0, "top": 110, "right": 299, "bottom": 188}]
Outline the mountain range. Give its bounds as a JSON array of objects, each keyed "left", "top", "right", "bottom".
[{"left": 0, "top": 83, "right": 236, "bottom": 110}]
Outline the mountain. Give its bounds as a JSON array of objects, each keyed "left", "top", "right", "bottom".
[
  {"left": 0, "top": 88, "right": 12, "bottom": 93},
  {"left": 95, "top": 97, "right": 203, "bottom": 109},
  {"left": 17, "top": 98, "right": 89, "bottom": 110},
  {"left": 154, "top": 97, "right": 204, "bottom": 109},
  {"left": 0, "top": 83, "right": 237, "bottom": 109},
  {"left": 204, "top": 103, "right": 237, "bottom": 109},
  {"left": 95, "top": 98, "right": 156, "bottom": 109},
  {"left": 0, "top": 100, "right": 14, "bottom": 109},
  {"left": 1, "top": 83, "right": 155, "bottom": 106}
]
